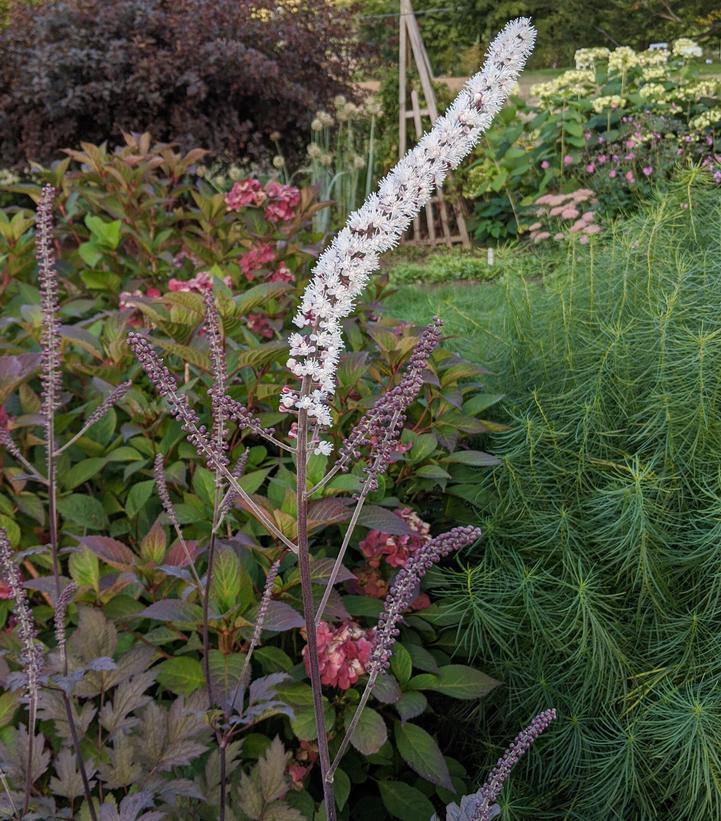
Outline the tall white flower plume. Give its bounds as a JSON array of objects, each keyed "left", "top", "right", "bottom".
[{"left": 282, "top": 17, "right": 536, "bottom": 426}]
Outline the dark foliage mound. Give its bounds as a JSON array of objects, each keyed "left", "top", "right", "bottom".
[{"left": 0, "top": 0, "right": 367, "bottom": 167}]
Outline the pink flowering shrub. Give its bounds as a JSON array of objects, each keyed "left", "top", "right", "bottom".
[
  {"left": 529, "top": 188, "right": 602, "bottom": 245},
  {"left": 303, "top": 620, "right": 374, "bottom": 690}
]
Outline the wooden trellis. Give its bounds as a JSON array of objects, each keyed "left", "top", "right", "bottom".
[{"left": 398, "top": 0, "right": 470, "bottom": 248}]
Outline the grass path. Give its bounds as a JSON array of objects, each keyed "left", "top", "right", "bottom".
[{"left": 382, "top": 281, "right": 509, "bottom": 364}]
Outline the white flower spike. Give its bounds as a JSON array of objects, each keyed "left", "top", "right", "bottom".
[{"left": 282, "top": 17, "right": 536, "bottom": 426}]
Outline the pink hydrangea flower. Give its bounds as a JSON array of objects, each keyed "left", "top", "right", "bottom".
[
  {"left": 264, "top": 181, "right": 301, "bottom": 223},
  {"left": 239, "top": 243, "right": 276, "bottom": 280},
  {"left": 359, "top": 508, "right": 431, "bottom": 569},
  {"left": 347, "top": 566, "right": 389, "bottom": 599},
  {"left": 247, "top": 312, "right": 274, "bottom": 338},
  {"left": 225, "top": 179, "right": 266, "bottom": 210},
  {"left": 303, "top": 621, "right": 374, "bottom": 689},
  {"left": 270, "top": 261, "right": 294, "bottom": 283},
  {"left": 167, "top": 271, "right": 230, "bottom": 293}
]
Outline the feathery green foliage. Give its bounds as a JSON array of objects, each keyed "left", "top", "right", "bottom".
[{"left": 428, "top": 169, "right": 721, "bottom": 819}]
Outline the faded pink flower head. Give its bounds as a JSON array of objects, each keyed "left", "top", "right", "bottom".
[
  {"left": 625, "top": 171, "right": 635, "bottom": 183},
  {"left": 304, "top": 621, "right": 374, "bottom": 689},
  {"left": 225, "top": 179, "right": 266, "bottom": 210},
  {"left": 609, "top": 169, "right": 617, "bottom": 178},
  {"left": 534, "top": 231, "right": 551, "bottom": 243},
  {"left": 563, "top": 154, "right": 573, "bottom": 165},
  {"left": 264, "top": 181, "right": 301, "bottom": 223},
  {"left": 239, "top": 243, "right": 276, "bottom": 280},
  {"left": 553, "top": 232, "right": 565, "bottom": 241},
  {"left": 359, "top": 508, "right": 432, "bottom": 569},
  {"left": 540, "top": 160, "right": 550, "bottom": 169},
  {"left": 586, "top": 163, "right": 595, "bottom": 174},
  {"left": 270, "top": 261, "right": 294, "bottom": 284},
  {"left": 642, "top": 166, "right": 653, "bottom": 177},
  {"left": 560, "top": 207, "right": 580, "bottom": 220}
]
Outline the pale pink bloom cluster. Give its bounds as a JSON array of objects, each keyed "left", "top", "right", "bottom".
[
  {"left": 239, "top": 242, "right": 276, "bottom": 279},
  {"left": 530, "top": 189, "right": 601, "bottom": 244},
  {"left": 168, "top": 271, "right": 232, "bottom": 293},
  {"left": 281, "top": 18, "right": 536, "bottom": 429},
  {"left": 359, "top": 508, "right": 431, "bottom": 569},
  {"left": 225, "top": 178, "right": 300, "bottom": 223},
  {"left": 303, "top": 620, "right": 374, "bottom": 689}
]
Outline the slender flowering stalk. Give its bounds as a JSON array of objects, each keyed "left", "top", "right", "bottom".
[
  {"left": 327, "top": 526, "right": 482, "bottom": 781},
  {"left": 368, "top": 525, "right": 482, "bottom": 676},
  {"left": 0, "top": 427, "right": 47, "bottom": 484},
  {"left": 54, "top": 381, "right": 132, "bottom": 456},
  {"left": 128, "top": 332, "right": 298, "bottom": 552},
  {"left": 154, "top": 454, "right": 203, "bottom": 590},
  {"left": 471, "top": 709, "right": 557, "bottom": 820},
  {"left": 202, "top": 289, "right": 228, "bottom": 449},
  {"left": 53, "top": 583, "right": 77, "bottom": 667},
  {"left": 281, "top": 19, "right": 536, "bottom": 427},
  {"left": 338, "top": 317, "right": 443, "bottom": 485},
  {"left": 217, "top": 449, "right": 249, "bottom": 520},
  {"left": 36, "top": 185, "right": 62, "bottom": 443},
  {"left": 229, "top": 558, "right": 282, "bottom": 715},
  {"left": 0, "top": 528, "right": 42, "bottom": 814}
]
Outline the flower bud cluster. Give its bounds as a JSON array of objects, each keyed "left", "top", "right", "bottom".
[
  {"left": 369, "top": 526, "right": 482, "bottom": 676},
  {"left": 36, "top": 185, "right": 63, "bottom": 431},
  {"left": 128, "top": 332, "right": 226, "bottom": 473},
  {"left": 337, "top": 318, "right": 442, "bottom": 486},
  {"left": 472, "top": 709, "right": 557, "bottom": 820},
  {"left": 0, "top": 528, "right": 42, "bottom": 704}
]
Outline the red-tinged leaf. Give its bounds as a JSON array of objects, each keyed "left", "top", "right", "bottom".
[
  {"left": 307, "top": 498, "right": 353, "bottom": 532},
  {"left": 309, "top": 557, "right": 356, "bottom": 585},
  {"left": 139, "top": 599, "right": 204, "bottom": 624},
  {"left": 358, "top": 506, "right": 411, "bottom": 535},
  {"left": 165, "top": 539, "right": 200, "bottom": 567},
  {"left": 262, "top": 600, "right": 305, "bottom": 632},
  {"left": 78, "top": 535, "right": 135, "bottom": 568}
]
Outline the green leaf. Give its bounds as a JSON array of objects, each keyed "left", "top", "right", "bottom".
[
  {"left": 290, "top": 700, "right": 334, "bottom": 741},
  {"left": 85, "top": 215, "right": 122, "bottom": 249},
  {"left": 125, "top": 480, "right": 155, "bottom": 518},
  {"left": 334, "top": 768, "right": 351, "bottom": 811},
  {"left": 415, "top": 464, "right": 452, "bottom": 480},
  {"left": 444, "top": 450, "right": 499, "bottom": 467},
  {"left": 390, "top": 644, "right": 413, "bottom": 686},
  {"left": 0, "top": 515, "right": 20, "bottom": 547},
  {"left": 379, "top": 780, "right": 436, "bottom": 821},
  {"left": 62, "top": 457, "right": 108, "bottom": 490},
  {"left": 345, "top": 706, "right": 387, "bottom": 755},
  {"left": 77, "top": 241, "right": 103, "bottom": 267},
  {"left": 68, "top": 548, "right": 100, "bottom": 593},
  {"left": 57, "top": 494, "right": 108, "bottom": 530},
  {"left": 409, "top": 433, "right": 438, "bottom": 463},
  {"left": 395, "top": 691, "right": 427, "bottom": 722},
  {"left": 193, "top": 466, "right": 217, "bottom": 509},
  {"left": 462, "top": 394, "right": 503, "bottom": 416},
  {"left": 428, "top": 665, "right": 500, "bottom": 700},
  {"left": 210, "top": 547, "right": 248, "bottom": 614},
  {"left": 0, "top": 690, "right": 19, "bottom": 728},
  {"left": 394, "top": 721, "right": 453, "bottom": 790},
  {"left": 407, "top": 673, "right": 439, "bottom": 691},
  {"left": 156, "top": 656, "right": 204, "bottom": 695}
]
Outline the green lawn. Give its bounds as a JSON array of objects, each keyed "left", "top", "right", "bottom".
[{"left": 382, "top": 281, "right": 508, "bottom": 365}]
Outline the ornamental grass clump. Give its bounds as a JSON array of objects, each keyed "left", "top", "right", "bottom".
[{"left": 0, "top": 18, "right": 538, "bottom": 819}]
